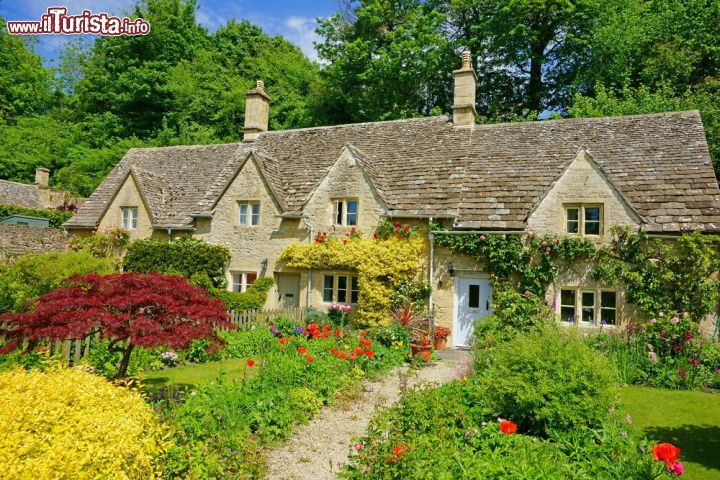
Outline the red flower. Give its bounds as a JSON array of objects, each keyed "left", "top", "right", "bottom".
[
  {"left": 395, "top": 226, "right": 400, "bottom": 231},
  {"left": 279, "top": 338, "right": 286, "bottom": 344},
  {"left": 335, "top": 329, "right": 342, "bottom": 336},
  {"left": 500, "top": 420, "right": 517, "bottom": 434},
  {"left": 386, "top": 444, "right": 410, "bottom": 462},
  {"left": 330, "top": 348, "right": 339, "bottom": 356},
  {"left": 323, "top": 324, "right": 331, "bottom": 331},
  {"left": 350, "top": 227, "right": 356, "bottom": 234},
  {"left": 343, "top": 239, "right": 348, "bottom": 245},
  {"left": 653, "top": 443, "right": 681, "bottom": 468},
  {"left": 360, "top": 331, "right": 366, "bottom": 337},
  {"left": 365, "top": 349, "right": 374, "bottom": 357},
  {"left": 404, "top": 225, "right": 410, "bottom": 231},
  {"left": 373, "top": 232, "right": 378, "bottom": 239},
  {"left": 397, "top": 234, "right": 402, "bottom": 239},
  {"left": 247, "top": 359, "right": 255, "bottom": 367},
  {"left": 340, "top": 352, "right": 348, "bottom": 359},
  {"left": 309, "top": 323, "right": 318, "bottom": 330},
  {"left": 306, "top": 355, "right": 314, "bottom": 363},
  {"left": 354, "top": 347, "right": 364, "bottom": 355},
  {"left": 297, "top": 347, "right": 307, "bottom": 354}
]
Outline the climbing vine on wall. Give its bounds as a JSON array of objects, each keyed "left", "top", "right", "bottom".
[{"left": 279, "top": 222, "right": 424, "bottom": 325}]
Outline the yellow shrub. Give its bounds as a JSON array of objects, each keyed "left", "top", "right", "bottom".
[
  {"left": 0, "top": 365, "right": 169, "bottom": 479},
  {"left": 280, "top": 236, "right": 424, "bottom": 324}
]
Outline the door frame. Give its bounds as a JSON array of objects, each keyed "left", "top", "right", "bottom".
[{"left": 452, "top": 273, "right": 491, "bottom": 348}]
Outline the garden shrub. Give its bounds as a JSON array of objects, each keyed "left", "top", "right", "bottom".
[
  {"left": 0, "top": 250, "right": 114, "bottom": 313},
  {"left": 475, "top": 325, "right": 616, "bottom": 436},
  {"left": 211, "top": 276, "right": 274, "bottom": 311},
  {"left": 0, "top": 205, "right": 73, "bottom": 229},
  {"left": 343, "top": 380, "right": 669, "bottom": 480},
  {"left": 0, "top": 365, "right": 168, "bottom": 479},
  {"left": 67, "top": 227, "right": 129, "bottom": 263},
  {"left": 124, "top": 237, "right": 231, "bottom": 288}
]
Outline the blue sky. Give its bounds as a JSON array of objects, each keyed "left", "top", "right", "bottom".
[{"left": 0, "top": 0, "right": 337, "bottom": 63}]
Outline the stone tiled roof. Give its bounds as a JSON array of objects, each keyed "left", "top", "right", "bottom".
[
  {"left": 0, "top": 179, "right": 44, "bottom": 209},
  {"left": 66, "top": 111, "right": 720, "bottom": 232}
]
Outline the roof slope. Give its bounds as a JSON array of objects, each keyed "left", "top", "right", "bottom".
[
  {"left": 0, "top": 179, "right": 44, "bottom": 209},
  {"left": 66, "top": 111, "right": 720, "bottom": 232}
]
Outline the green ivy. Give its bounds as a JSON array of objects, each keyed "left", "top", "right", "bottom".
[{"left": 0, "top": 205, "right": 73, "bottom": 229}]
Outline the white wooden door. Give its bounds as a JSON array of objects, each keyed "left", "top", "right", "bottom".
[{"left": 453, "top": 276, "right": 492, "bottom": 347}]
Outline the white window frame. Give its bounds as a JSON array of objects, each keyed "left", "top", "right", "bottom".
[
  {"left": 238, "top": 201, "right": 260, "bottom": 226},
  {"left": 332, "top": 199, "right": 359, "bottom": 226},
  {"left": 321, "top": 273, "right": 359, "bottom": 305},
  {"left": 121, "top": 207, "right": 138, "bottom": 230},
  {"left": 231, "top": 271, "right": 257, "bottom": 293},
  {"left": 564, "top": 204, "right": 603, "bottom": 236},
  {"left": 557, "top": 289, "right": 617, "bottom": 327}
]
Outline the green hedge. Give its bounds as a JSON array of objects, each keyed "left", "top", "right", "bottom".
[
  {"left": 211, "top": 277, "right": 275, "bottom": 311},
  {"left": 123, "top": 238, "right": 231, "bottom": 288},
  {"left": 0, "top": 205, "right": 73, "bottom": 229}
]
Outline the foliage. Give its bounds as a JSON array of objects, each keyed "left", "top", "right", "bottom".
[
  {"left": 0, "top": 250, "right": 114, "bottom": 313},
  {"left": 153, "top": 323, "right": 405, "bottom": 478},
  {"left": 342, "top": 380, "right": 674, "bottom": 479},
  {"left": 0, "top": 272, "right": 232, "bottom": 376},
  {"left": 592, "top": 227, "right": 720, "bottom": 321},
  {"left": 475, "top": 326, "right": 616, "bottom": 436},
  {"left": 280, "top": 232, "right": 424, "bottom": 325},
  {"left": 390, "top": 279, "right": 431, "bottom": 310},
  {"left": 205, "top": 276, "right": 274, "bottom": 311},
  {"left": 124, "top": 237, "right": 231, "bottom": 288},
  {"left": 67, "top": 227, "right": 129, "bottom": 265},
  {"left": 0, "top": 205, "right": 72, "bottom": 229},
  {"left": 0, "top": 364, "right": 168, "bottom": 479}
]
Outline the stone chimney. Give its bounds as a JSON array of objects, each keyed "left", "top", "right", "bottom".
[
  {"left": 452, "top": 50, "right": 478, "bottom": 126},
  {"left": 34, "top": 167, "right": 49, "bottom": 188},
  {"left": 243, "top": 80, "right": 271, "bottom": 142}
]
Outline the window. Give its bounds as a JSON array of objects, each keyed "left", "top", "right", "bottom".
[
  {"left": 231, "top": 272, "right": 257, "bottom": 292},
  {"left": 564, "top": 205, "right": 602, "bottom": 236},
  {"left": 600, "top": 291, "right": 617, "bottom": 325},
  {"left": 121, "top": 207, "right": 138, "bottom": 230},
  {"left": 322, "top": 273, "right": 359, "bottom": 305},
  {"left": 558, "top": 289, "right": 617, "bottom": 326},
  {"left": 238, "top": 202, "right": 260, "bottom": 226},
  {"left": 332, "top": 199, "right": 359, "bottom": 226},
  {"left": 560, "top": 289, "right": 576, "bottom": 323},
  {"left": 468, "top": 284, "right": 480, "bottom": 308}
]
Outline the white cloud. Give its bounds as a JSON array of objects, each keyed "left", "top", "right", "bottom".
[{"left": 281, "top": 15, "right": 321, "bottom": 61}]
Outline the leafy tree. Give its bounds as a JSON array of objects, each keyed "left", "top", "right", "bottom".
[
  {"left": 0, "top": 17, "right": 53, "bottom": 122},
  {"left": 0, "top": 272, "right": 232, "bottom": 376}
]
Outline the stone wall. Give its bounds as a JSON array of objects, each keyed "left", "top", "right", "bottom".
[{"left": 0, "top": 224, "right": 67, "bottom": 258}]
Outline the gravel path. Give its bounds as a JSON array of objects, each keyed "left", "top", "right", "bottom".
[{"left": 264, "top": 349, "right": 471, "bottom": 480}]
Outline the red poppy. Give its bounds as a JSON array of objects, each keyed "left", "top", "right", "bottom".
[
  {"left": 323, "top": 324, "right": 331, "bottom": 331},
  {"left": 306, "top": 355, "right": 314, "bottom": 363},
  {"left": 365, "top": 350, "right": 374, "bottom": 357},
  {"left": 373, "top": 232, "right": 379, "bottom": 239},
  {"left": 360, "top": 331, "right": 366, "bottom": 337},
  {"left": 385, "top": 444, "right": 409, "bottom": 463},
  {"left": 397, "top": 234, "right": 402, "bottom": 239},
  {"left": 652, "top": 443, "right": 680, "bottom": 467},
  {"left": 247, "top": 359, "right": 255, "bottom": 367},
  {"left": 340, "top": 352, "right": 348, "bottom": 359},
  {"left": 279, "top": 337, "right": 287, "bottom": 344},
  {"left": 500, "top": 420, "right": 517, "bottom": 434},
  {"left": 354, "top": 347, "right": 364, "bottom": 355},
  {"left": 395, "top": 225, "right": 400, "bottom": 231},
  {"left": 335, "top": 329, "right": 342, "bottom": 336},
  {"left": 309, "top": 323, "right": 318, "bottom": 330},
  {"left": 350, "top": 353, "right": 356, "bottom": 360},
  {"left": 297, "top": 347, "right": 307, "bottom": 354},
  {"left": 404, "top": 225, "right": 410, "bottom": 231},
  {"left": 330, "top": 348, "right": 339, "bottom": 356}
]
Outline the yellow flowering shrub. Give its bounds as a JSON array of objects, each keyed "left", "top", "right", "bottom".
[
  {"left": 280, "top": 236, "right": 424, "bottom": 324},
  {"left": 0, "top": 365, "right": 169, "bottom": 479}
]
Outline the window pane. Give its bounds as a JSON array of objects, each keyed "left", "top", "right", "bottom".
[
  {"left": 121, "top": 209, "right": 128, "bottom": 229},
  {"left": 560, "top": 289, "right": 576, "bottom": 323},
  {"left": 131, "top": 208, "right": 138, "bottom": 229},
  {"left": 566, "top": 208, "right": 579, "bottom": 233},
  {"left": 581, "top": 291, "right": 595, "bottom": 323},
  {"left": 323, "top": 275, "right": 334, "bottom": 303},
  {"left": 337, "top": 275, "right": 348, "bottom": 303},
  {"left": 601, "top": 291, "right": 616, "bottom": 308},
  {"left": 232, "top": 273, "right": 242, "bottom": 292},
  {"left": 601, "top": 291, "right": 616, "bottom": 325},
  {"left": 468, "top": 284, "right": 480, "bottom": 308},
  {"left": 351, "top": 277, "right": 359, "bottom": 304},
  {"left": 346, "top": 201, "right": 358, "bottom": 226},
  {"left": 239, "top": 203, "right": 248, "bottom": 224},
  {"left": 584, "top": 207, "right": 601, "bottom": 235},
  {"left": 251, "top": 203, "right": 260, "bottom": 225},
  {"left": 335, "top": 201, "right": 343, "bottom": 225},
  {"left": 246, "top": 272, "right": 257, "bottom": 286},
  {"left": 585, "top": 207, "right": 600, "bottom": 221}
]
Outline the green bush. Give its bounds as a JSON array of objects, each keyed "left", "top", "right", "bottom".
[
  {"left": 475, "top": 326, "right": 617, "bottom": 436},
  {"left": 210, "top": 276, "right": 274, "bottom": 311},
  {"left": 0, "top": 251, "right": 114, "bottom": 313},
  {"left": 0, "top": 205, "right": 73, "bottom": 229},
  {"left": 124, "top": 238, "right": 231, "bottom": 288}
]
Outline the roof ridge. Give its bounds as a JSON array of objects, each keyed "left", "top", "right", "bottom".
[{"left": 256, "top": 115, "right": 450, "bottom": 137}]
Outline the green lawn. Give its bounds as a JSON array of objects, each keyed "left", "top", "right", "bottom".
[
  {"left": 141, "top": 358, "right": 253, "bottom": 391},
  {"left": 620, "top": 386, "right": 720, "bottom": 480}
]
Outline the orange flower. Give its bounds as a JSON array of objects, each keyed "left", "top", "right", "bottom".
[
  {"left": 279, "top": 338, "right": 287, "bottom": 344},
  {"left": 500, "top": 420, "right": 517, "bottom": 434},
  {"left": 247, "top": 359, "right": 255, "bottom": 367},
  {"left": 306, "top": 355, "right": 314, "bottom": 363},
  {"left": 330, "top": 348, "right": 339, "bottom": 356},
  {"left": 334, "top": 329, "right": 342, "bottom": 336},
  {"left": 297, "top": 347, "right": 307, "bottom": 354},
  {"left": 652, "top": 443, "right": 681, "bottom": 467},
  {"left": 365, "top": 349, "right": 374, "bottom": 357},
  {"left": 340, "top": 352, "right": 348, "bottom": 359},
  {"left": 354, "top": 347, "right": 364, "bottom": 355},
  {"left": 386, "top": 444, "right": 410, "bottom": 462},
  {"left": 323, "top": 324, "right": 331, "bottom": 331}
]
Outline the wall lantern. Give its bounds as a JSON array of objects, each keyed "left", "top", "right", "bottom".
[
  {"left": 261, "top": 258, "right": 269, "bottom": 270},
  {"left": 448, "top": 262, "right": 455, "bottom": 277}
]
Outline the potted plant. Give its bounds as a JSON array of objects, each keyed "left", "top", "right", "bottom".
[
  {"left": 433, "top": 326, "right": 450, "bottom": 350},
  {"left": 410, "top": 336, "right": 432, "bottom": 362}
]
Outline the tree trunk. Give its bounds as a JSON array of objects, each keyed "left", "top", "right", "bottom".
[
  {"left": 528, "top": 45, "right": 544, "bottom": 114},
  {"left": 117, "top": 343, "right": 134, "bottom": 377}
]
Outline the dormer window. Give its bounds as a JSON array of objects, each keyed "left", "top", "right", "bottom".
[
  {"left": 238, "top": 201, "right": 260, "bottom": 226},
  {"left": 565, "top": 205, "right": 602, "bottom": 236},
  {"left": 332, "top": 199, "right": 358, "bottom": 226},
  {"left": 121, "top": 207, "right": 138, "bottom": 230}
]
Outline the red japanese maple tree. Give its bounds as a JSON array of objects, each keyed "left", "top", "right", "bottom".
[{"left": 0, "top": 272, "right": 233, "bottom": 376}]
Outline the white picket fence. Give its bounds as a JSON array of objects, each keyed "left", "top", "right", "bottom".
[{"left": 44, "top": 307, "right": 308, "bottom": 362}]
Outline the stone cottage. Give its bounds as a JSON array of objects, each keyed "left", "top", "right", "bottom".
[{"left": 64, "top": 52, "right": 720, "bottom": 347}]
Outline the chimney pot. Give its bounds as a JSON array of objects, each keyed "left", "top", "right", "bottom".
[
  {"left": 452, "top": 50, "right": 478, "bottom": 127},
  {"left": 243, "top": 79, "right": 271, "bottom": 142},
  {"left": 34, "top": 167, "right": 49, "bottom": 188}
]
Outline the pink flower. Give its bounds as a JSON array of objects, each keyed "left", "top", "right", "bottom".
[
  {"left": 650, "top": 318, "right": 657, "bottom": 323},
  {"left": 354, "top": 442, "right": 364, "bottom": 451},
  {"left": 545, "top": 247, "right": 551, "bottom": 254},
  {"left": 551, "top": 239, "right": 558, "bottom": 244},
  {"left": 671, "top": 316, "right": 680, "bottom": 324},
  {"left": 479, "top": 235, "right": 486, "bottom": 241},
  {"left": 671, "top": 461, "right": 684, "bottom": 476},
  {"left": 609, "top": 250, "right": 615, "bottom": 256},
  {"left": 523, "top": 290, "right": 531, "bottom": 297}
]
